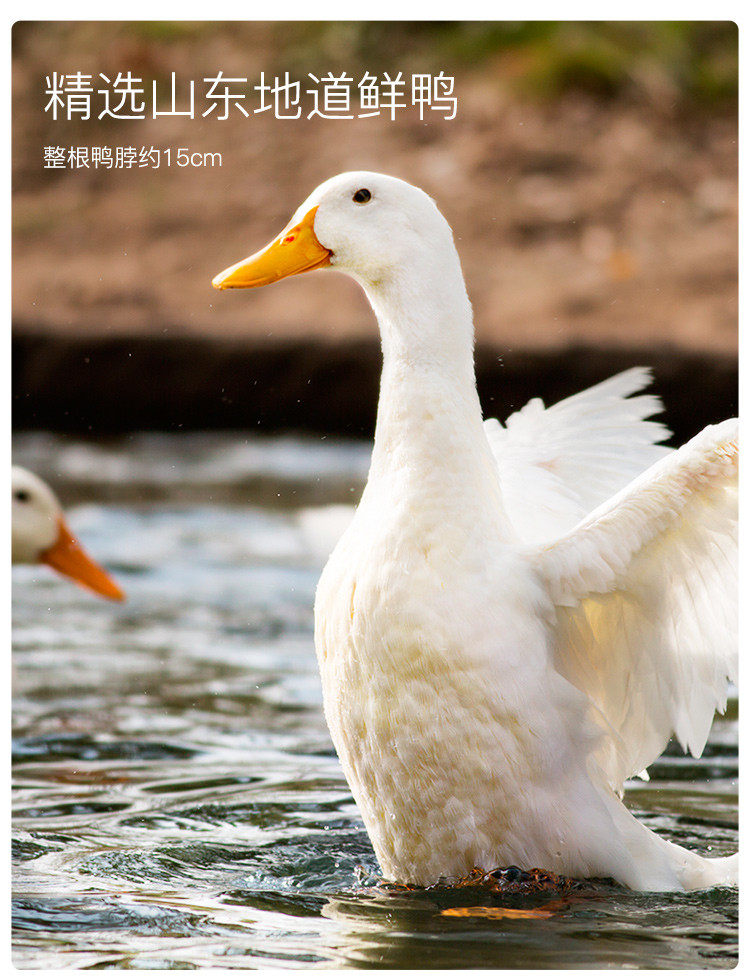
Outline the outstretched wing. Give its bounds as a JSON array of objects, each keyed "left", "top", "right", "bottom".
[
  {"left": 485, "top": 367, "right": 672, "bottom": 543},
  {"left": 535, "top": 419, "right": 737, "bottom": 790}
]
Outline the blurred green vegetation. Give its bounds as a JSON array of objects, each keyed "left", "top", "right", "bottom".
[
  {"left": 269, "top": 21, "right": 738, "bottom": 107},
  {"left": 16, "top": 20, "right": 738, "bottom": 110}
]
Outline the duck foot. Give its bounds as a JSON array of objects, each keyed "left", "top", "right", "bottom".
[
  {"left": 379, "top": 865, "right": 615, "bottom": 895},
  {"left": 461, "top": 865, "right": 603, "bottom": 894}
]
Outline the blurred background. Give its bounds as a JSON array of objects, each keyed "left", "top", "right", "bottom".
[
  {"left": 13, "top": 20, "right": 738, "bottom": 443},
  {"left": 12, "top": 23, "right": 739, "bottom": 968}
]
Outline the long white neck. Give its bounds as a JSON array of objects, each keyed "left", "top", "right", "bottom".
[{"left": 358, "top": 248, "right": 515, "bottom": 539}]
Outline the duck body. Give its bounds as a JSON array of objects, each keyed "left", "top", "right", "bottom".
[
  {"left": 315, "top": 412, "right": 734, "bottom": 890},
  {"left": 213, "top": 171, "right": 738, "bottom": 891},
  {"left": 317, "top": 480, "right": 599, "bottom": 886}
]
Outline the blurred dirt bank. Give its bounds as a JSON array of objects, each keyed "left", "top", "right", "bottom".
[{"left": 12, "top": 22, "right": 738, "bottom": 440}]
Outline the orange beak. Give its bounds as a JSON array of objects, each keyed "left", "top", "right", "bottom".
[
  {"left": 40, "top": 517, "right": 125, "bottom": 601},
  {"left": 212, "top": 206, "right": 332, "bottom": 289}
]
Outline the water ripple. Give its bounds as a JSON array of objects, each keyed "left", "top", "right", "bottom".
[{"left": 12, "top": 433, "right": 738, "bottom": 969}]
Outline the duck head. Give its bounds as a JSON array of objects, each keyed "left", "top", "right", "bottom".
[
  {"left": 212, "top": 171, "right": 458, "bottom": 293},
  {"left": 12, "top": 466, "right": 125, "bottom": 601}
]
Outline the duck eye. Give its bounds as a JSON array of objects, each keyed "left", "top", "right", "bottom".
[
  {"left": 352, "top": 188, "right": 372, "bottom": 204},
  {"left": 14, "top": 489, "right": 30, "bottom": 503}
]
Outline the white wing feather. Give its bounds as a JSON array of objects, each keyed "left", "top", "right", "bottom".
[
  {"left": 485, "top": 367, "right": 672, "bottom": 543},
  {"left": 536, "top": 418, "right": 737, "bottom": 790}
]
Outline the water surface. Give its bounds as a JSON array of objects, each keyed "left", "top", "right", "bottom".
[{"left": 12, "top": 432, "right": 738, "bottom": 969}]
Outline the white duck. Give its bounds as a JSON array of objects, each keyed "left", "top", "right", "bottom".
[
  {"left": 12, "top": 465, "right": 125, "bottom": 601},
  {"left": 213, "top": 172, "right": 738, "bottom": 892}
]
